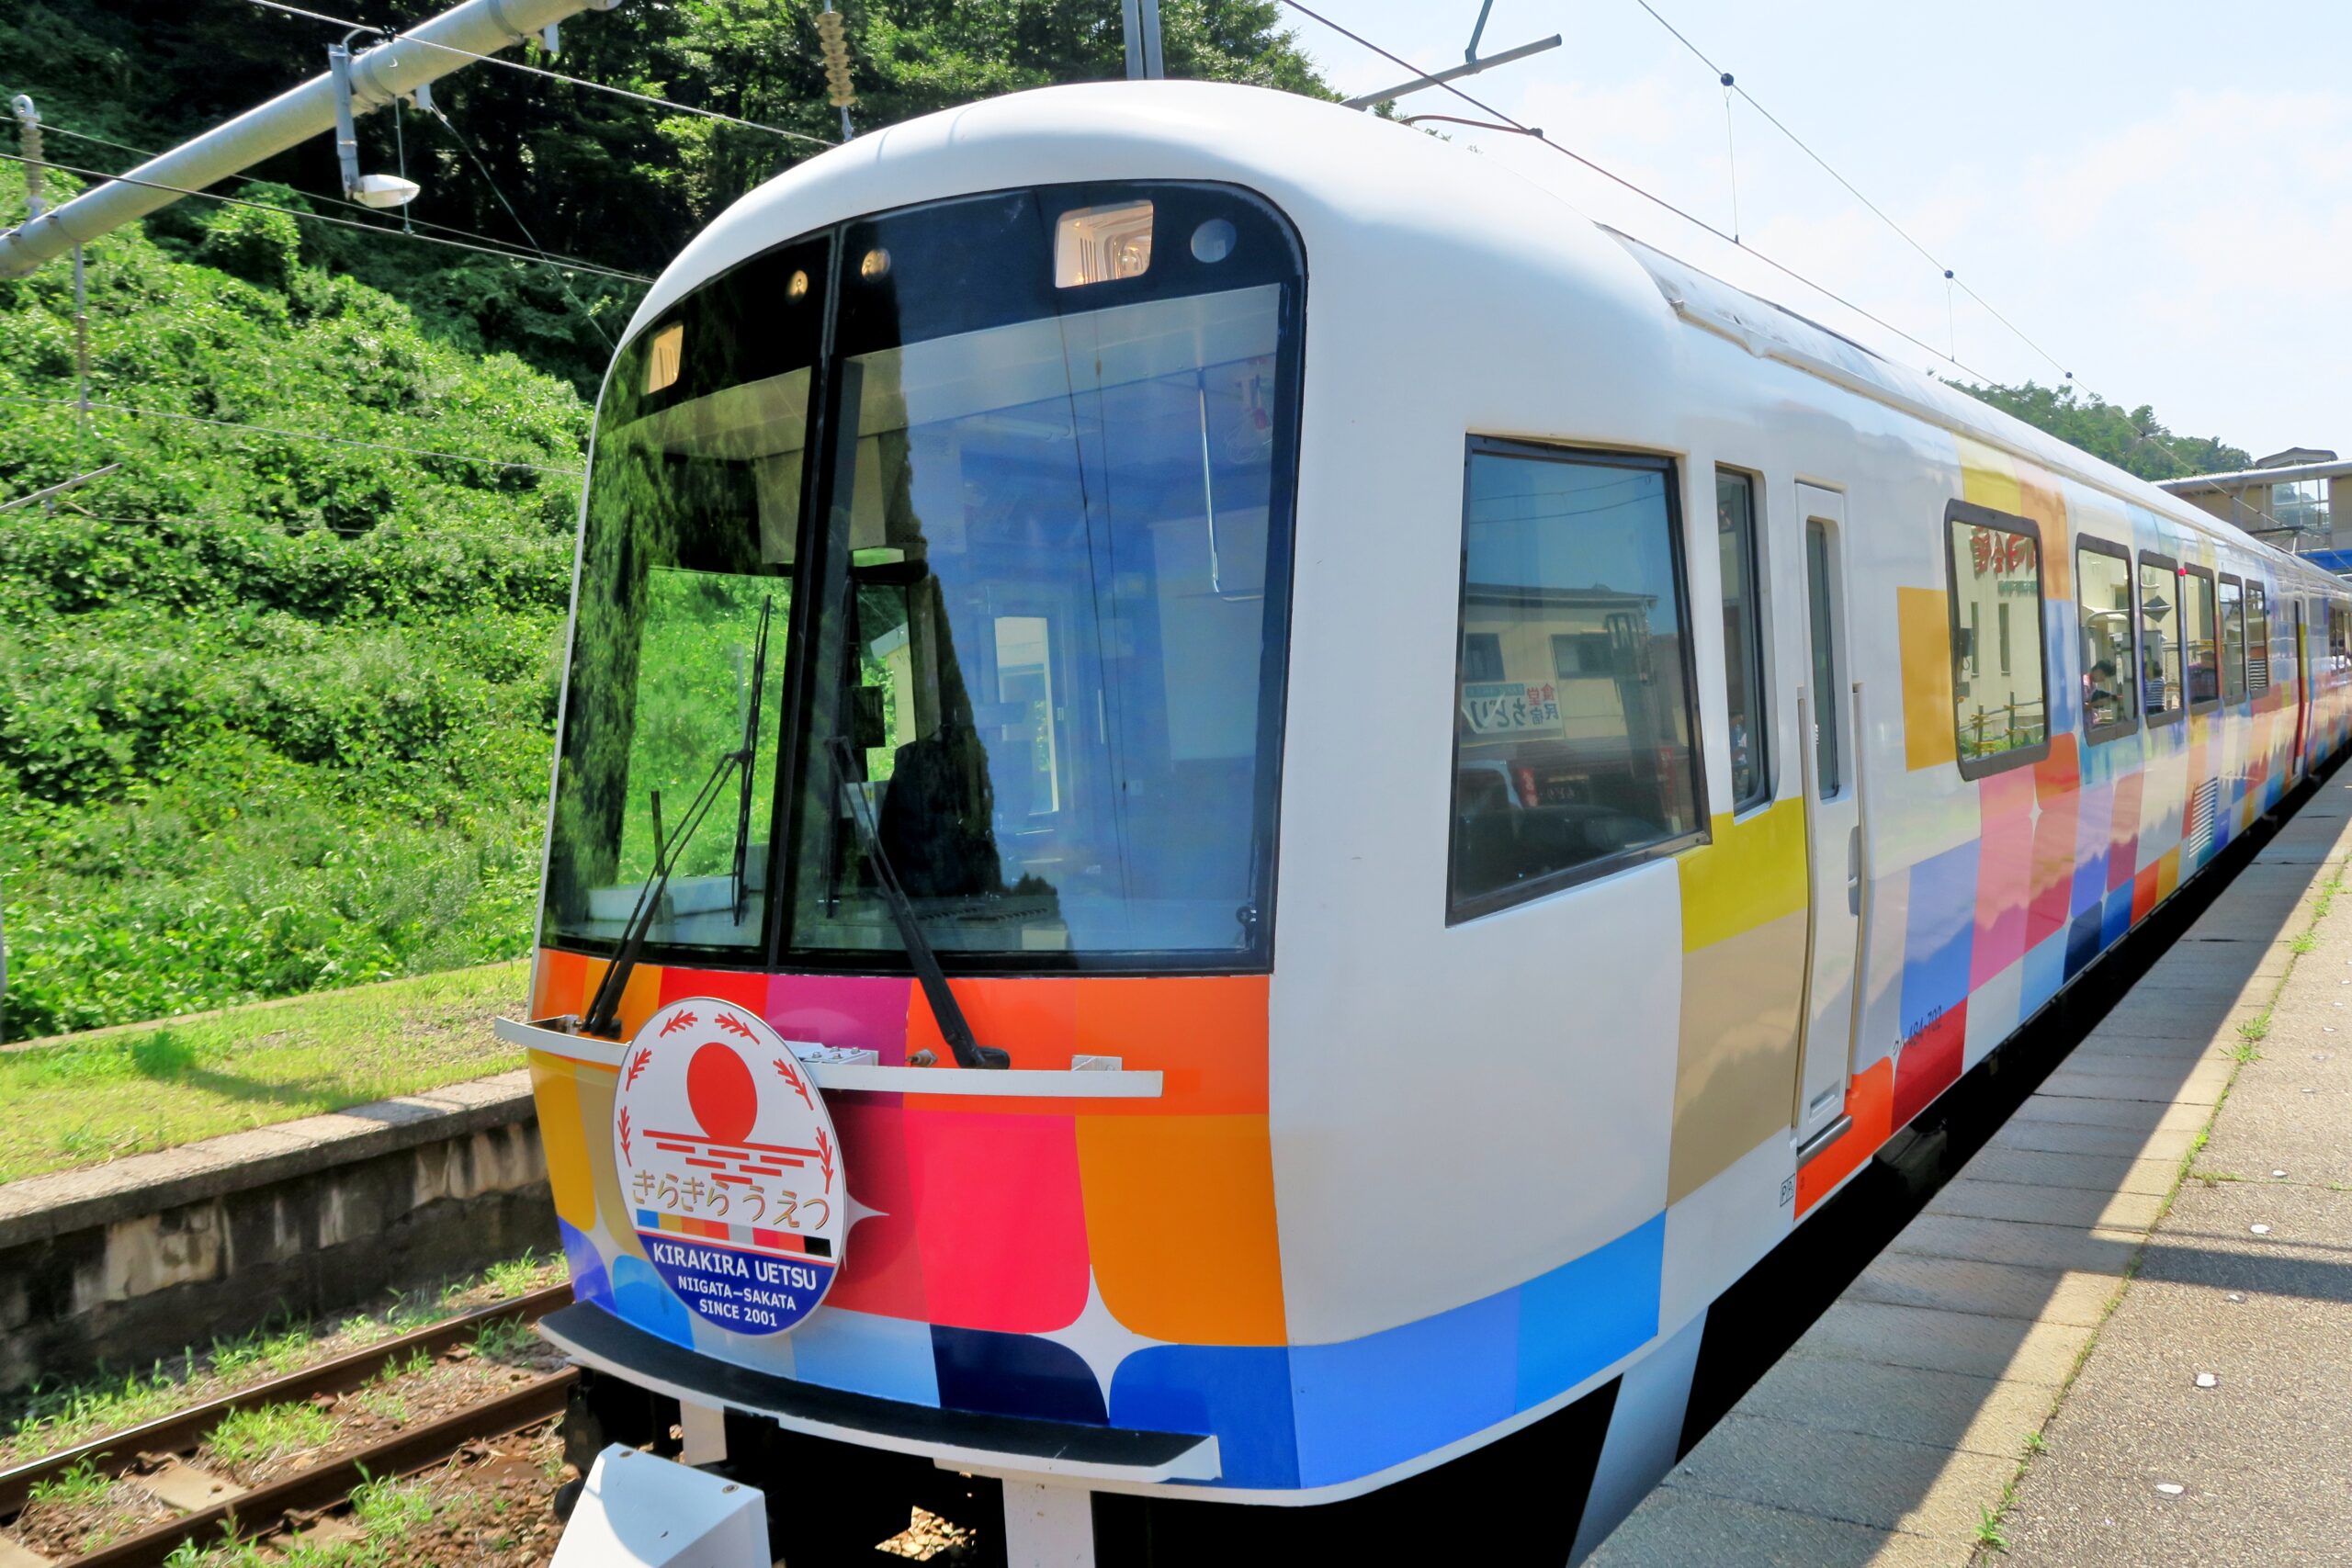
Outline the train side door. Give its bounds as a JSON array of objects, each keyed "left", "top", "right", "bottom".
[
  {"left": 1792, "top": 483, "right": 1860, "bottom": 1147},
  {"left": 2293, "top": 599, "right": 2311, "bottom": 779}
]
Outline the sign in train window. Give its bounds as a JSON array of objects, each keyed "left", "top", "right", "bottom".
[
  {"left": 1447, "top": 439, "right": 1704, "bottom": 920},
  {"left": 1946, "top": 501, "right": 2050, "bottom": 777}
]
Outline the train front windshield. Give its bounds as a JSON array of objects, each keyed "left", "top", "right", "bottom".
[{"left": 542, "top": 185, "right": 1304, "bottom": 972}]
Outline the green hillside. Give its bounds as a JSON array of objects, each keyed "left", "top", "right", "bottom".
[
  {"left": 0, "top": 2, "right": 1337, "bottom": 1042},
  {"left": 0, "top": 169, "right": 583, "bottom": 1039}
]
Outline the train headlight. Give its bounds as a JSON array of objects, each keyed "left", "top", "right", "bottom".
[{"left": 1055, "top": 199, "right": 1153, "bottom": 287}]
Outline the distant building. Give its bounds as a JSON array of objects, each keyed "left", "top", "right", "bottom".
[{"left": 2159, "top": 446, "right": 2352, "bottom": 570}]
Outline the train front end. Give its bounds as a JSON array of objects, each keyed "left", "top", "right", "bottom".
[{"left": 518, "top": 87, "right": 1320, "bottom": 1552}]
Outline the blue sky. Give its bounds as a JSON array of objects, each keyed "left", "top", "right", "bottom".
[{"left": 1278, "top": 1, "right": 2352, "bottom": 463}]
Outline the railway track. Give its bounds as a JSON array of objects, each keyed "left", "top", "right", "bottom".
[{"left": 0, "top": 1284, "right": 575, "bottom": 1568}]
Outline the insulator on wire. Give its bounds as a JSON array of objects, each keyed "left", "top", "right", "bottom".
[{"left": 816, "top": 8, "right": 857, "bottom": 109}]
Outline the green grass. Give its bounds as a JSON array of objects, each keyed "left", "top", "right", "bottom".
[
  {"left": 1974, "top": 1505, "right": 2010, "bottom": 1551},
  {"left": 468, "top": 1316, "right": 537, "bottom": 1363},
  {"left": 0, "top": 962, "right": 526, "bottom": 1182},
  {"left": 27, "top": 1454, "right": 111, "bottom": 1506},
  {"left": 6, "top": 1252, "right": 557, "bottom": 1461},
  {"left": 159, "top": 1474, "right": 440, "bottom": 1567},
  {"left": 205, "top": 1402, "right": 338, "bottom": 1467}
]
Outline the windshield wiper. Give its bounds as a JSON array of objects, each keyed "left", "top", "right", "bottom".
[
  {"left": 583, "top": 596, "right": 775, "bottom": 1039},
  {"left": 826, "top": 736, "right": 1010, "bottom": 1069},
  {"left": 582, "top": 743, "right": 748, "bottom": 1038},
  {"left": 729, "top": 594, "right": 775, "bottom": 923}
]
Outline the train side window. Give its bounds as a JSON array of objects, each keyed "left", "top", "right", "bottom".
[
  {"left": 1945, "top": 501, "right": 2049, "bottom": 777},
  {"left": 2076, "top": 538, "right": 2137, "bottom": 742},
  {"left": 1448, "top": 440, "right": 1705, "bottom": 919},
  {"left": 2184, "top": 566, "right": 2220, "bottom": 711},
  {"left": 2138, "top": 553, "right": 2184, "bottom": 726},
  {"left": 2248, "top": 583, "right": 2271, "bottom": 693},
  {"left": 2220, "top": 575, "right": 2247, "bottom": 704},
  {"left": 1715, "top": 470, "right": 1770, "bottom": 810},
  {"left": 2333, "top": 603, "right": 2352, "bottom": 675}
]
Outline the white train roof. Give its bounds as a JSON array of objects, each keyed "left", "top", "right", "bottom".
[{"left": 622, "top": 80, "right": 2324, "bottom": 583}]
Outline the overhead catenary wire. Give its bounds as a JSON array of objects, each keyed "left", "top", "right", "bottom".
[
  {"left": 1619, "top": 1, "right": 2233, "bottom": 480},
  {"left": 23, "top": 117, "right": 646, "bottom": 280},
  {"left": 0, "top": 148, "right": 653, "bottom": 284},
  {"left": 417, "top": 97, "right": 616, "bottom": 345},
  {"left": 1624, "top": 0, "right": 2075, "bottom": 386},
  {"left": 1285, "top": 2, "right": 2232, "bottom": 494},
  {"left": 1273, "top": 0, "right": 2010, "bottom": 386},
  {"left": 245, "top": 0, "right": 835, "bottom": 148},
  {"left": 0, "top": 390, "right": 583, "bottom": 476}
]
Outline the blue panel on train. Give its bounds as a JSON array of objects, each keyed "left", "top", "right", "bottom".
[
  {"left": 930, "top": 1325, "right": 1106, "bottom": 1426},
  {"left": 1289, "top": 1287, "right": 1519, "bottom": 1487},
  {"left": 1513, "top": 1213, "right": 1666, "bottom": 1412},
  {"left": 560, "top": 1219, "right": 615, "bottom": 1314},
  {"left": 612, "top": 1254, "right": 696, "bottom": 1348},
  {"left": 1901, "top": 839, "right": 1980, "bottom": 1037},
  {"left": 789, "top": 1305, "right": 940, "bottom": 1407},
  {"left": 1110, "top": 1345, "right": 1299, "bottom": 1489},
  {"left": 2064, "top": 906, "right": 2104, "bottom": 980},
  {"left": 2021, "top": 929, "right": 2066, "bottom": 1020},
  {"left": 2101, "top": 885, "right": 2135, "bottom": 949}
]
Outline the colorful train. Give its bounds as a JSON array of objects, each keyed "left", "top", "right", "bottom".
[{"left": 501, "top": 82, "right": 2352, "bottom": 1563}]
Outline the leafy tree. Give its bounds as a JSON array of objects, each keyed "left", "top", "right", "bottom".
[
  {"left": 4, "top": 1, "right": 1337, "bottom": 391},
  {"left": 0, "top": 2, "right": 1341, "bottom": 1039},
  {"left": 1951, "top": 378, "right": 2251, "bottom": 483}
]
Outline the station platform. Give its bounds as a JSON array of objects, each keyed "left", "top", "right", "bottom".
[{"left": 1589, "top": 773, "right": 2352, "bottom": 1567}]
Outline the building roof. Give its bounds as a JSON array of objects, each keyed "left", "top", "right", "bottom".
[{"left": 2161, "top": 457, "right": 2352, "bottom": 493}]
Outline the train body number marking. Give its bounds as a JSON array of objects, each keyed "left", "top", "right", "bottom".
[{"left": 612, "top": 997, "right": 849, "bottom": 1336}]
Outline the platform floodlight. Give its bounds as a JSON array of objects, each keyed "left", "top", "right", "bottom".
[
  {"left": 329, "top": 42, "right": 426, "bottom": 208},
  {"left": 349, "top": 173, "right": 422, "bottom": 209}
]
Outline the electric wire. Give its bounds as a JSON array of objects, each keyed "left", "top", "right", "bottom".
[
  {"left": 1288, "top": 3, "right": 2241, "bottom": 498},
  {"left": 1627, "top": 0, "right": 2074, "bottom": 383},
  {"left": 243, "top": 0, "right": 835, "bottom": 148},
  {"left": 1618, "top": 0, "right": 2236, "bottom": 482},
  {"left": 28, "top": 118, "right": 646, "bottom": 279},
  {"left": 0, "top": 149, "right": 653, "bottom": 283},
  {"left": 1273, "top": 0, "right": 2007, "bottom": 385},
  {"left": 0, "top": 390, "right": 583, "bottom": 476},
  {"left": 417, "top": 97, "right": 615, "bottom": 344}
]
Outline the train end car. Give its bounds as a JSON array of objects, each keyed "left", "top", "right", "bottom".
[{"left": 504, "top": 79, "right": 2352, "bottom": 1564}]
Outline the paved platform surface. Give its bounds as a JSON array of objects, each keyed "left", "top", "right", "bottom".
[{"left": 1589, "top": 773, "right": 2352, "bottom": 1567}]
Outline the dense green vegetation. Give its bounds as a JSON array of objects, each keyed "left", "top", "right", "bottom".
[
  {"left": 0, "top": 167, "right": 580, "bottom": 1039},
  {"left": 0, "top": 3, "right": 1333, "bottom": 1042},
  {"left": 1953, "top": 379, "right": 2253, "bottom": 482}
]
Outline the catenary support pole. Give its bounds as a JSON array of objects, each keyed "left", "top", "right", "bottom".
[
  {"left": 0, "top": 0, "right": 622, "bottom": 277},
  {"left": 1122, "top": 0, "right": 1165, "bottom": 80}
]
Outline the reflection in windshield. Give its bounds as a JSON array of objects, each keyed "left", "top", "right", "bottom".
[
  {"left": 541, "top": 239, "right": 821, "bottom": 956},
  {"left": 790, "top": 284, "right": 1286, "bottom": 960}
]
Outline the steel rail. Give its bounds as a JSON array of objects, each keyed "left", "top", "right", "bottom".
[
  {"left": 68, "top": 1371, "right": 576, "bottom": 1568},
  {"left": 0, "top": 1282, "right": 572, "bottom": 1518}
]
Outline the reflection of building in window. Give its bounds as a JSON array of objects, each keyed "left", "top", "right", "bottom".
[
  {"left": 1449, "top": 445, "right": 1700, "bottom": 915},
  {"left": 1463, "top": 632, "right": 1504, "bottom": 682},
  {"left": 1715, "top": 471, "right": 1769, "bottom": 809},
  {"left": 2248, "top": 583, "right": 2271, "bottom": 693},
  {"left": 1550, "top": 631, "right": 1614, "bottom": 678},
  {"left": 2184, "top": 570, "right": 2220, "bottom": 706},
  {"left": 2220, "top": 578, "right": 2247, "bottom": 704},
  {"left": 1947, "top": 512, "right": 2047, "bottom": 766},
  {"left": 2076, "top": 544, "right": 2136, "bottom": 733},
  {"left": 2139, "top": 558, "right": 2183, "bottom": 719}
]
